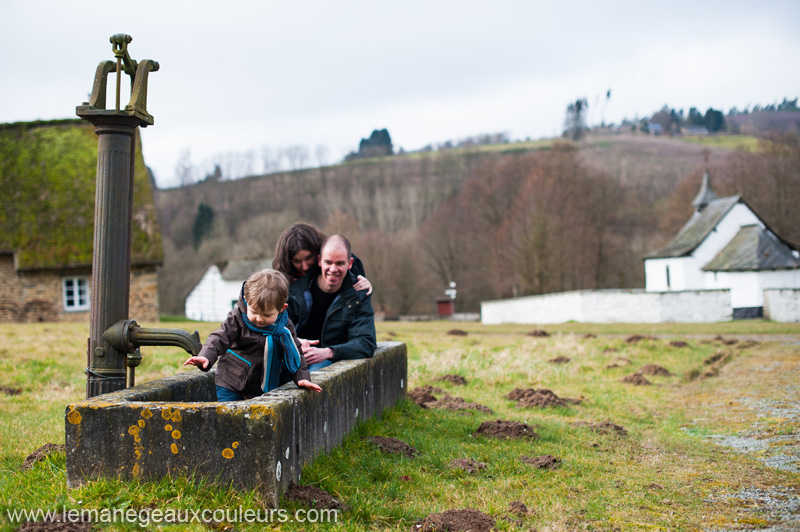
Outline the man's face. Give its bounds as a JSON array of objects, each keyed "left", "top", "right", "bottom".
[{"left": 318, "top": 243, "right": 353, "bottom": 293}]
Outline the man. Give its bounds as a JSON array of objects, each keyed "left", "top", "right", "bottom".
[{"left": 288, "top": 234, "right": 377, "bottom": 370}]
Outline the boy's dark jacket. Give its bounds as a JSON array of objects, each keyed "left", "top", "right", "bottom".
[
  {"left": 287, "top": 269, "right": 377, "bottom": 361},
  {"left": 198, "top": 285, "right": 310, "bottom": 399}
]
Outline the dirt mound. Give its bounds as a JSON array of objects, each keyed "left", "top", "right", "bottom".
[
  {"left": 638, "top": 364, "right": 672, "bottom": 376},
  {"left": 737, "top": 339, "right": 759, "bottom": 349},
  {"left": 1, "top": 386, "right": 21, "bottom": 396},
  {"left": 548, "top": 356, "right": 571, "bottom": 364},
  {"left": 509, "top": 501, "right": 528, "bottom": 515},
  {"left": 583, "top": 333, "right": 597, "bottom": 339},
  {"left": 506, "top": 388, "right": 581, "bottom": 408},
  {"left": 573, "top": 421, "right": 628, "bottom": 436},
  {"left": 668, "top": 340, "right": 689, "bottom": 348},
  {"left": 428, "top": 395, "right": 493, "bottom": 414},
  {"left": 417, "top": 508, "right": 495, "bottom": 532},
  {"left": 408, "top": 387, "right": 438, "bottom": 407},
  {"left": 690, "top": 351, "right": 733, "bottom": 380},
  {"left": 715, "top": 335, "right": 739, "bottom": 345},
  {"left": 447, "top": 329, "right": 468, "bottom": 336},
  {"left": 603, "top": 347, "right": 619, "bottom": 353},
  {"left": 17, "top": 516, "right": 92, "bottom": 532},
  {"left": 622, "top": 373, "right": 651, "bottom": 385},
  {"left": 21, "top": 443, "right": 65, "bottom": 471},
  {"left": 474, "top": 420, "right": 538, "bottom": 440},
  {"left": 367, "top": 436, "right": 419, "bottom": 458},
  {"left": 606, "top": 356, "right": 631, "bottom": 369},
  {"left": 435, "top": 374, "right": 467, "bottom": 386},
  {"left": 285, "top": 482, "right": 347, "bottom": 510},
  {"left": 527, "top": 329, "right": 550, "bottom": 337},
  {"left": 449, "top": 458, "right": 487, "bottom": 473},
  {"left": 520, "top": 454, "right": 561, "bottom": 469}
]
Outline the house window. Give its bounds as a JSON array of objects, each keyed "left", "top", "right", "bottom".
[
  {"left": 665, "top": 266, "right": 671, "bottom": 290},
  {"left": 63, "top": 277, "right": 90, "bottom": 311}
]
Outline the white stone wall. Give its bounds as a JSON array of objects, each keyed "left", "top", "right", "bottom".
[
  {"left": 764, "top": 289, "right": 800, "bottom": 322},
  {"left": 481, "top": 289, "right": 732, "bottom": 324},
  {"left": 184, "top": 266, "right": 242, "bottom": 322}
]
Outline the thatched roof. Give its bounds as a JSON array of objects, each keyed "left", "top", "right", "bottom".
[{"left": 0, "top": 120, "right": 162, "bottom": 270}]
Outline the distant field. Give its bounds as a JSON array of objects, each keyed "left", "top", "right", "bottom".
[
  {"left": 678, "top": 134, "right": 761, "bottom": 151},
  {"left": 2, "top": 320, "right": 798, "bottom": 530}
]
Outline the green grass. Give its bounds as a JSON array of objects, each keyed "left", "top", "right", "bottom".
[
  {"left": 677, "top": 134, "right": 762, "bottom": 151},
  {"left": 1, "top": 320, "right": 799, "bottom": 530}
]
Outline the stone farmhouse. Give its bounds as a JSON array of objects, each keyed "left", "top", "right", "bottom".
[
  {"left": 481, "top": 171, "right": 800, "bottom": 324},
  {"left": 184, "top": 257, "right": 273, "bottom": 322},
  {"left": 0, "top": 120, "right": 163, "bottom": 323}
]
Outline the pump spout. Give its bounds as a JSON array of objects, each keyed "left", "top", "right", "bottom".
[{"left": 103, "top": 319, "right": 202, "bottom": 357}]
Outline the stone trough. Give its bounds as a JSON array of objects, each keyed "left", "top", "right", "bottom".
[{"left": 66, "top": 341, "right": 406, "bottom": 505}]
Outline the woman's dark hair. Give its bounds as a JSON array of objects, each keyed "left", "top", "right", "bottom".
[{"left": 272, "top": 223, "right": 325, "bottom": 280}]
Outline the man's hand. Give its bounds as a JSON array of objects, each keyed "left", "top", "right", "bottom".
[
  {"left": 297, "top": 379, "right": 322, "bottom": 393},
  {"left": 302, "top": 346, "right": 334, "bottom": 365},
  {"left": 299, "top": 338, "right": 319, "bottom": 351},
  {"left": 183, "top": 355, "right": 209, "bottom": 369}
]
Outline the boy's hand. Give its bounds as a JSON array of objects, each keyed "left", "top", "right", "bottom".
[
  {"left": 183, "top": 356, "right": 209, "bottom": 369},
  {"left": 297, "top": 379, "right": 322, "bottom": 393}
]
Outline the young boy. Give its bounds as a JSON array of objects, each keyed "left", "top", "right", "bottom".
[{"left": 183, "top": 269, "right": 322, "bottom": 401}]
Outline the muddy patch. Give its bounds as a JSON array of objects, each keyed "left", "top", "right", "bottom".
[
  {"left": 527, "top": 329, "right": 550, "bottom": 337},
  {"left": 417, "top": 508, "right": 494, "bottom": 532},
  {"left": 16, "top": 516, "right": 92, "bottom": 532},
  {"left": 1, "top": 386, "right": 21, "bottom": 396},
  {"left": 606, "top": 356, "right": 631, "bottom": 369},
  {"left": 573, "top": 421, "right": 628, "bottom": 436},
  {"left": 737, "top": 339, "right": 760, "bottom": 349},
  {"left": 548, "top": 356, "right": 571, "bottom": 364},
  {"left": 688, "top": 351, "right": 733, "bottom": 380},
  {"left": 583, "top": 333, "right": 597, "bottom": 339},
  {"left": 474, "top": 420, "right": 538, "bottom": 440},
  {"left": 715, "top": 335, "right": 739, "bottom": 345},
  {"left": 520, "top": 454, "right": 561, "bottom": 469},
  {"left": 668, "top": 340, "right": 689, "bottom": 348},
  {"left": 509, "top": 501, "right": 529, "bottom": 515},
  {"left": 449, "top": 458, "right": 487, "bottom": 473},
  {"left": 435, "top": 374, "right": 467, "bottom": 386},
  {"left": 285, "top": 482, "right": 348, "bottom": 510},
  {"left": 622, "top": 373, "right": 651, "bottom": 385},
  {"left": 447, "top": 329, "right": 468, "bottom": 336},
  {"left": 21, "top": 443, "right": 65, "bottom": 471},
  {"left": 426, "top": 395, "right": 493, "bottom": 414},
  {"left": 408, "top": 387, "right": 439, "bottom": 407},
  {"left": 626, "top": 334, "right": 655, "bottom": 344},
  {"left": 507, "top": 388, "right": 581, "bottom": 408},
  {"left": 638, "top": 364, "right": 673, "bottom": 376},
  {"left": 367, "top": 436, "right": 419, "bottom": 458}
]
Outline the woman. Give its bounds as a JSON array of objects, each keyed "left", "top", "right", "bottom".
[{"left": 273, "top": 223, "right": 372, "bottom": 294}]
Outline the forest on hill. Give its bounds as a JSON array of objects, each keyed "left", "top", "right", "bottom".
[{"left": 154, "top": 132, "right": 800, "bottom": 317}]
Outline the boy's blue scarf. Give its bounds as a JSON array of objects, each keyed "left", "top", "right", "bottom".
[{"left": 242, "top": 307, "right": 302, "bottom": 392}]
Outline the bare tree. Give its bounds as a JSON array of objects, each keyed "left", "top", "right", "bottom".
[{"left": 175, "top": 147, "right": 196, "bottom": 187}]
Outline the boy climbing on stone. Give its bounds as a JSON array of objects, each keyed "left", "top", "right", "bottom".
[{"left": 183, "top": 269, "right": 322, "bottom": 401}]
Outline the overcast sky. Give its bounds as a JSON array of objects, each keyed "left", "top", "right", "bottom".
[{"left": 2, "top": 0, "right": 798, "bottom": 188}]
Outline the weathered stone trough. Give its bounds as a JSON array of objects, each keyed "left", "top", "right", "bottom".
[{"left": 66, "top": 341, "right": 406, "bottom": 505}]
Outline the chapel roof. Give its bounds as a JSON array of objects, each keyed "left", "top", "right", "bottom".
[
  {"left": 703, "top": 225, "right": 800, "bottom": 272},
  {"left": 220, "top": 257, "right": 274, "bottom": 281}
]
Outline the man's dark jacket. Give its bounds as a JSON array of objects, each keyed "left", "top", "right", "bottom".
[{"left": 288, "top": 268, "right": 377, "bottom": 361}]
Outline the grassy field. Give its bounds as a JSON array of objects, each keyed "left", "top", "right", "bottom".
[{"left": 1, "top": 320, "right": 799, "bottom": 531}]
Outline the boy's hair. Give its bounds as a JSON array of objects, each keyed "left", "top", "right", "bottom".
[{"left": 244, "top": 269, "right": 289, "bottom": 312}]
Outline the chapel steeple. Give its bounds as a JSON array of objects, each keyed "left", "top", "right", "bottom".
[{"left": 692, "top": 170, "right": 718, "bottom": 211}]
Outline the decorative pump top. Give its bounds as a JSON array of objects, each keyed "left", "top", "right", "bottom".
[
  {"left": 76, "top": 34, "right": 159, "bottom": 127},
  {"left": 692, "top": 170, "right": 718, "bottom": 212}
]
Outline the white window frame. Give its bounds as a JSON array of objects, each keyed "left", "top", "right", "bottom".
[{"left": 63, "top": 277, "right": 90, "bottom": 311}]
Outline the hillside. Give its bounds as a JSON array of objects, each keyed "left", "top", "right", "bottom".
[{"left": 154, "top": 133, "right": 765, "bottom": 316}]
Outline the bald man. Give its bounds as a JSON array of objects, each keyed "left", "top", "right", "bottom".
[{"left": 287, "top": 235, "right": 377, "bottom": 371}]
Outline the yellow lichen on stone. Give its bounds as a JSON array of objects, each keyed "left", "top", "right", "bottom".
[
  {"left": 232, "top": 442, "right": 239, "bottom": 449},
  {"left": 161, "top": 407, "right": 174, "bottom": 420},
  {"left": 67, "top": 408, "right": 82, "bottom": 425},
  {"left": 128, "top": 425, "right": 140, "bottom": 436},
  {"left": 141, "top": 409, "right": 153, "bottom": 419},
  {"left": 165, "top": 424, "right": 172, "bottom": 431},
  {"left": 138, "top": 419, "right": 145, "bottom": 428},
  {"left": 172, "top": 430, "right": 181, "bottom": 440},
  {"left": 171, "top": 443, "right": 179, "bottom": 454},
  {"left": 222, "top": 448, "right": 234, "bottom": 459}
]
